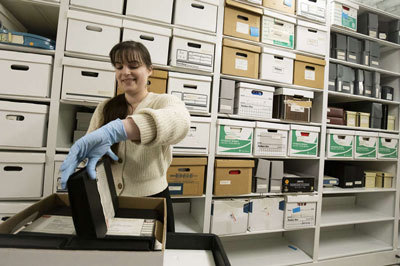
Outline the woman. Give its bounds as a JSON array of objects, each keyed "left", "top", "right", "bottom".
[{"left": 60, "top": 41, "right": 191, "bottom": 232}]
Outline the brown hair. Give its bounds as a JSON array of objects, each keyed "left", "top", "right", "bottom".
[{"left": 103, "top": 41, "right": 152, "bottom": 154}]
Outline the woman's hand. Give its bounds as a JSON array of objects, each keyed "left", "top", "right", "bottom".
[{"left": 60, "top": 118, "right": 127, "bottom": 189}]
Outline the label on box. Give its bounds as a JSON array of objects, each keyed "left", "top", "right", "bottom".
[
  {"left": 290, "top": 130, "right": 318, "bottom": 156},
  {"left": 355, "top": 135, "right": 377, "bottom": 158},
  {"left": 378, "top": 137, "right": 398, "bottom": 158},
  {"left": 360, "top": 115, "right": 369, "bottom": 127},
  {"left": 218, "top": 125, "right": 253, "bottom": 154},
  {"left": 341, "top": 11, "right": 357, "bottom": 31},
  {"left": 273, "top": 66, "right": 284, "bottom": 74},
  {"left": 369, "top": 30, "right": 376, "bottom": 37},
  {"left": 250, "top": 27, "right": 259, "bottom": 37},
  {"left": 236, "top": 22, "right": 249, "bottom": 35},
  {"left": 285, "top": 201, "right": 316, "bottom": 229},
  {"left": 235, "top": 88, "right": 273, "bottom": 118},
  {"left": 379, "top": 33, "right": 387, "bottom": 39},
  {"left": 328, "top": 134, "right": 353, "bottom": 158},
  {"left": 235, "top": 58, "right": 248, "bottom": 71},
  {"left": 307, "top": 38, "right": 318, "bottom": 47},
  {"left": 168, "top": 183, "right": 183, "bottom": 195},
  {"left": 349, "top": 54, "right": 356, "bottom": 60},
  {"left": 305, "top": 69, "right": 315, "bottom": 81},
  {"left": 329, "top": 81, "right": 335, "bottom": 86},
  {"left": 337, "top": 51, "right": 345, "bottom": 60},
  {"left": 291, "top": 105, "right": 305, "bottom": 113},
  {"left": 220, "top": 180, "right": 231, "bottom": 185},
  {"left": 262, "top": 17, "right": 294, "bottom": 49},
  {"left": 220, "top": 104, "right": 232, "bottom": 111},
  {"left": 371, "top": 60, "right": 379, "bottom": 66},
  {"left": 347, "top": 116, "right": 356, "bottom": 127},
  {"left": 284, "top": 0, "right": 293, "bottom": 7},
  {"left": 176, "top": 49, "right": 213, "bottom": 71},
  {"left": 257, "top": 184, "right": 267, "bottom": 189}
]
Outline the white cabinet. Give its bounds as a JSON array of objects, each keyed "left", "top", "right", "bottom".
[{"left": 125, "top": 0, "right": 174, "bottom": 23}]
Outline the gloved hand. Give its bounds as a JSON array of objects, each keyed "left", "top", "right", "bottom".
[{"left": 60, "top": 118, "right": 127, "bottom": 189}]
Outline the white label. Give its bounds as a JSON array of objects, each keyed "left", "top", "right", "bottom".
[
  {"left": 343, "top": 85, "right": 350, "bottom": 92},
  {"left": 345, "top": 182, "right": 352, "bottom": 186},
  {"left": 305, "top": 69, "right": 315, "bottom": 80},
  {"left": 355, "top": 181, "right": 362, "bottom": 185},
  {"left": 349, "top": 54, "right": 356, "bottom": 60},
  {"left": 307, "top": 38, "right": 318, "bottom": 47},
  {"left": 235, "top": 58, "right": 248, "bottom": 71},
  {"left": 371, "top": 60, "right": 379, "bottom": 66},
  {"left": 329, "top": 180, "right": 336, "bottom": 184},
  {"left": 236, "top": 22, "right": 249, "bottom": 35},
  {"left": 220, "top": 104, "right": 232, "bottom": 111},
  {"left": 379, "top": 33, "right": 387, "bottom": 39},
  {"left": 169, "top": 186, "right": 182, "bottom": 191},
  {"left": 329, "top": 81, "right": 335, "bottom": 86},
  {"left": 291, "top": 105, "right": 305, "bottom": 113},
  {"left": 369, "top": 30, "right": 376, "bottom": 37},
  {"left": 301, "top": 3, "right": 308, "bottom": 11},
  {"left": 220, "top": 180, "right": 231, "bottom": 185},
  {"left": 257, "top": 184, "right": 267, "bottom": 189}
]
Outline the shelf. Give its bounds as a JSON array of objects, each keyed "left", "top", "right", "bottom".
[
  {"left": 215, "top": 154, "right": 321, "bottom": 160},
  {"left": 330, "top": 25, "right": 400, "bottom": 53},
  {"left": 59, "top": 99, "right": 99, "bottom": 107},
  {"left": 0, "top": 95, "right": 51, "bottom": 103},
  {"left": 323, "top": 187, "right": 396, "bottom": 194},
  {"left": 219, "top": 226, "right": 316, "bottom": 238},
  {"left": 217, "top": 113, "right": 322, "bottom": 127},
  {"left": 171, "top": 195, "right": 206, "bottom": 199},
  {"left": 220, "top": 74, "right": 323, "bottom": 93},
  {"left": 326, "top": 124, "right": 399, "bottom": 134},
  {"left": 174, "top": 212, "right": 202, "bottom": 234},
  {"left": 329, "top": 58, "right": 400, "bottom": 78},
  {"left": 0, "top": 43, "right": 55, "bottom": 55},
  {"left": 213, "top": 192, "right": 318, "bottom": 198},
  {"left": 325, "top": 158, "right": 398, "bottom": 162},
  {"left": 328, "top": 91, "right": 400, "bottom": 105},
  {"left": 357, "top": 3, "right": 400, "bottom": 22},
  {"left": 222, "top": 237, "right": 313, "bottom": 266},
  {"left": 223, "top": 35, "right": 326, "bottom": 60},
  {"left": 321, "top": 205, "right": 394, "bottom": 227},
  {"left": 318, "top": 229, "right": 393, "bottom": 260},
  {"left": 56, "top": 148, "right": 70, "bottom": 153},
  {"left": 0, "top": 146, "right": 47, "bottom": 152}
]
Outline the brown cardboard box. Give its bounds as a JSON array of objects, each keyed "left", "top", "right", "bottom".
[
  {"left": 0, "top": 193, "right": 167, "bottom": 266},
  {"left": 224, "top": 0, "right": 263, "bottom": 42},
  {"left": 167, "top": 157, "right": 207, "bottom": 196},
  {"left": 221, "top": 38, "right": 261, "bottom": 79},
  {"left": 117, "top": 70, "right": 168, "bottom": 95},
  {"left": 293, "top": 55, "right": 325, "bottom": 89},
  {"left": 263, "top": 0, "right": 296, "bottom": 15},
  {"left": 214, "top": 159, "right": 255, "bottom": 196}
]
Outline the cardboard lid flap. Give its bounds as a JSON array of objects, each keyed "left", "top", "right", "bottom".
[
  {"left": 225, "top": 0, "right": 263, "bottom": 15},
  {"left": 296, "top": 54, "right": 326, "bottom": 66},
  {"left": 215, "top": 159, "right": 255, "bottom": 168},
  {"left": 151, "top": 69, "right": 168, "bottom": 79},
  {"left": 223, "top": 38, "right": 261, "bottom": 53},
  {"left": 171, "top": 157, "right": 208, "bottom": 166}
]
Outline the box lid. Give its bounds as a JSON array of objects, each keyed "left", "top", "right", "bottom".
[
  {"left": 222, "top": 38, "right": 261, "bottom": 53},
  {"left": 274, "top": 88, "right": 314, "bottom": 99},
  {"left": 0, "top": 152, "right": 46, "bottom": 163},
  {"left": 262, "top": 47, "right": 296, "bottom": 59},
  {"left": 0, "top": 50, "right": 52, "bottom": 65},
  {"left": 327, "top": 129, "right": 355, "bottom": 135},
  {"left": 197, "top": 0, "right": 219, "bottom": 5},
  {"left": 215, "top": 159, "right": 255, "bottom": 168},
  {"left": 151, "top": 70, "right": 168, "bottom": 79},
  {"left": 332, "top": 0, "right": 359, "bottom": 9},
  {"left": 378, "top": 133, "right": 399, "bottom": 139},
  {"left": 225, "top": 0, "right": 263, "bottom": 15},
  {"left": 236, "top": 82, "right": 275, "bottom": 92},
  {"left": 263, "top": 9, "right": 296, "bottom": 24},
  {"left": 62, "top": 57, "right": 114, "bottom": 71},
  {"left": 67, "top": 10, "right": 122, "bottom": 27},
  {"left": 290, "top": 124, "right": 320, "bottom": 132},
  {"left": 295, "top": 54, "right": 326, "bottom": 66},
  {"left": 357, "top": 112, "right": 370, "bottom": 117},
  {"left": 0, "top": 100, "right": 48, "bottom": 114},
  {"left": 355, "top": 131, "right": 379, "bottom": 137},
  {"left": 217, "top": 119, "right": 255, "bottom": 128},
  {"left": 191, "top": 116, "right": 212, "bottom": 123},
  {"left": 285, "top": 195, "right": 318, "bottom": 203},
  {"left": 255, "top": 121, "right": 290, "bottom": 130},
  {"left": 173, "top": 28, "right": 216, "bottom": 44},
  {"left": 346, "top": 111, "right": 357, "bottom": 115},
  {"left": 122, "top": 20, "right": 171, "bottom": 37},
  {"left": 297, "top": 20, "right": 328, "bottom": 32},
  {"left": 171, "top": 157, "right": 207, "bottom": 166},
  {"left": 169, "top": 71, "right": 212, "bottom": 82}
]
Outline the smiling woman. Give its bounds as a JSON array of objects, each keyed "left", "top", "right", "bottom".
[{"left": 60, "top": 40, "right": 191, "bottom": 233}]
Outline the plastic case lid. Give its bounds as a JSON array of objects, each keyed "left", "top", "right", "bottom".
[
  {"left": 172, "top": 28, "right": 216, "bottom": 43},
  {"left": 261, "top": 47, "right": 296, "bottom": 59},
  {"left": 263, "top": 9, "right": 296, "bottom": 24},
  {"left": 255, "top": 121, "right": 290, "bottom": 130},
  {"left": 217, "top": 119, "right": 255, "bottom": 128},
  {"left": 67, "top": 10, "right": 122, "bottom": 27},
  {"left": 0, "top": 50, "right": 52, "bottom": 64},
  {"left": 0, "top": 100, "right": 48, "bottom": 114},
  {"left": 122, "top": 20, "right": 171, "bottom": 37},
  {"left": 297, "top": 20, "right": 328, "bottom": 32},
  {"left": 62, "top": 57, "right": 114, "bottom": 71}
]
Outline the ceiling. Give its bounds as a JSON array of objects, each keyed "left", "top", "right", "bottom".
[{"left": 356, "top": 0, "right": 400, "bottom": 17}]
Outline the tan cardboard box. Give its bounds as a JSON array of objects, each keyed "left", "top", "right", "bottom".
[
  {"left": 221, "top": 38, "right": 261, "bottom": 79},
  {"left": 0, "top": 193, "right": 166, "bottom": 266},
  {"left": 293, "top": 55, "right": 325, "bottom": 89},
  {"left": 214, "top": 159, "right": 255, "bottom": 196},
  {"left": 224, "top": 0, "right": 263, "bottom": 42},
  {"left": 118, "top": 69, "right": 168, "bottom": 95},
  {"left": 167, "top": 157, "right": 207, "bottom": 196},
  {"left": 263, "top": 0, "right": 296, "bottom": 15}
]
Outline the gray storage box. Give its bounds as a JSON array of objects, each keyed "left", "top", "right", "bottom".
[
  {"left": 358, "top": 13, "right": 378, "bottom": 38},
  {"left": 372, "top": 72, "right": 381, "bottom": 98},
  {"left": 329, "top": 63, "right": 337, "bottom": 91},
  {"left": 219, "top": 79, "right": 235, "bottom": 114},
  {"left": 369, "top": 41, "right": 380, "bottom": 67},
  {"left": 346, "top": 37, "right": 359, "bottom": 63},
  {"left": 331, "top": 33, "right": 347, "bottom": 60},
  {"left": 381, "top": 86, "right": 394, "bottom": 101},
  {"left": 364, "top": 70, "right": 373, "bottom": 97},
  {"left": 354, "top": 69, "right": 364, "bottom": 95},
  {"left": 269, "top": 161, "right": 284, "bottom": 193},
  {"left": 361, "top": 40, "right": 370, "bottom": 66},
  {"left": 254, "top": 159, "right": 271, "bottom": 193}
]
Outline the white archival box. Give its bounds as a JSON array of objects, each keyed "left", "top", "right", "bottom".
[{"left": 173, "top": 116, "right": 211, "bottom": 154}]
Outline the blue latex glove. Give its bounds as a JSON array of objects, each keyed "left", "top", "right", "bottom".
[{"left": 60, "top": 118, "right": 127, "bottom": 189}]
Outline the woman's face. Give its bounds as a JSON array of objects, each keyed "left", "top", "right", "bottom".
[{"left": 115, "top": 60, "right": 152, "bottom": 95}]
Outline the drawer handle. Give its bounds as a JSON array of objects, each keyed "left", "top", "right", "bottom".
[
  {"left": 274, "top": 21, "right": 284, "bottom": 26},
  {"left": 11, "top": 64, "right": 29, "bottom": 71},
  {"left": 81, "top": 71, "right": 99, "bottom": 77},
  {"left": 191, "top": 3, "right": 205, "bottom": 9},
  {"left": 251, "top": 90, "right": 263, "bottom": 96},
  {"left": 274, "top": 56, "right": 284, "bottom": 60},
  {"left": 236, "top": 52, "right": 248, "bottom": 58},
  {"left": 178, "top": 168, "right": 191, "bottom": 172},
  {"left": 306, "top": 66, "right": 315, "bottom": 71},
  {"left": 229, "top": 170, "right": 241, "bottom": 175},
  {"left": 86, "top": 25, "right": 103, "bottom": 32},
  {"left": 308, "top": 29, "right": 318, "bottom": 33},
  {"left": 140, "top": 35, "right": 155, "bottom": 41},
  {"left": 4, "top": 166, "right": 23, "bottom": 171},
  {"left": 237, "top": 15, "right": 249, "bottom": 21},
  {"left": 183, "top": 84, "right": 197, "bottom": 89},
  {"left": 6, "top": 115, "right": 25, "bottom": 121},
  {"left": 267, "top": 129, "right": 278, "bottom": 133},
  {"left": 187, "top": 42, "right": 201, "bottom": 49}
]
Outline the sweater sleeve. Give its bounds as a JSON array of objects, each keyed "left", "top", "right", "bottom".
[
  {"left": 86, "top": 100, "right": 107, "bottom": 134},
  {"left": 127, "top": 94, "right": 190, "bottom": 146}
]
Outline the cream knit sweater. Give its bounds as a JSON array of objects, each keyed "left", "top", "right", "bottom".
[{"left": 87, "top": 92, "right": 190, "bottom": 197}]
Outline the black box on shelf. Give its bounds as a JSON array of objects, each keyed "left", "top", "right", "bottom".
[
  {"left": 354, "top": 69, "right": 364, "bottom": 95},
  {"left": 372, "top": 72, "right": 381, "bottom": 98},
  {"left": 361, "top": 40, "right": 370, "bottom": 66},
  {"left": 327, "top": 107, "right": 344, "bottom": 118},
  {"left": 325, "top": 163, "right": 365, "bottom": 188},
  {"left": 281, "top": 175, "right": 315, "bottom": 193},
  {"left": 331, "top": 33, "right": 347, "bottom": 60},
  {"left": 381, "top": 86, "right": 394, "bottom": 101},
  {"left": 388, "top": 20, "right": 400, "bottom": 32},
  {"left": 381, "top": 104, "right": 389, "bottom": 130},
  {"left": 329, "top": 63, "right": 337, "bottom": 91},
  {"left": 349, "top": 102, "right": 383, "bottom": 129},
  {"left": 378, "top": 21, "right": 389, "bottom": 40},
  {"left": 338, "top": 65, "right": 353, "bottom": 94},
  {"left": 369, "top": 41, "right": 380, "bottom": 67},
  {"left": 358, "top": 12, "right": 378, "bottom": 38},
  {"left": 388, "top": 31, "right": 400, "bottom": 44},
  {"left": 346, "top": 37, "right": 359, "bottom": 63},
  {"left": 364, "top": 70, "right": 373, "bottom": 97}
]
